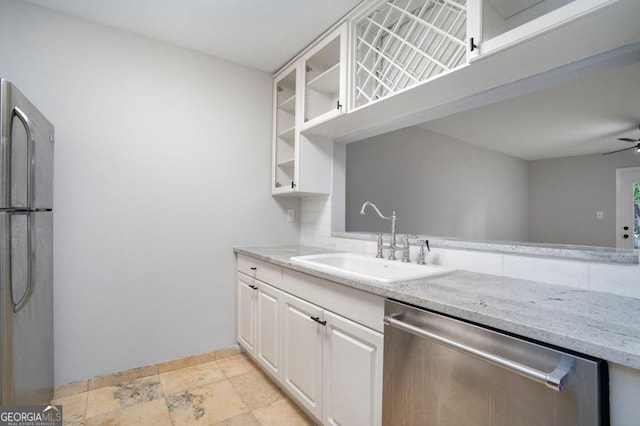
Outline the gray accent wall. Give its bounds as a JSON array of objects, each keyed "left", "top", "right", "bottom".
[
  {"left": 528, "top": 153, "right": 640, "bottom": 247},
  {"left": 346, "top": 126, "right": 640, "bottom": 247},
  {"left": 346, "top": 126, "right": 529, "bottom": 241}
]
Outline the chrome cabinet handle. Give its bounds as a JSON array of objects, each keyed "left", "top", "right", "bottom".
[{"left": 384, "top": 315, "right": 573, "bottom": 392}]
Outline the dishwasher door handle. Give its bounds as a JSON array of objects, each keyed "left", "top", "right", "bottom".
[{"left": 384, "top": 315, "right": 573, "bottom": 391}]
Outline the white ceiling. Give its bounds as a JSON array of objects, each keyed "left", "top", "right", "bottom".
[
  {"left": 420, "top": 58, "right": 640, "bottom": 161},
  {"left": 22, "top": 0, "right": 362, "bottom": 73}
]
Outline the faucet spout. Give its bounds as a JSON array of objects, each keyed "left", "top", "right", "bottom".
[
  {"left": 360, "top": 201, "right": 400, "bottom": 260},
  {"left": 360, "top": 201, "right": 394, "bottom": 221}
]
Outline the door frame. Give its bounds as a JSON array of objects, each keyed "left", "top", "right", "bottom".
[{"left": 615, "top": 166, "right": 640, "bottom": 249}]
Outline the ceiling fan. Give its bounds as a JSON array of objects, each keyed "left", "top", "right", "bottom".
[{"left": 603, "top": 124, "right": 640, "bottom": 156}]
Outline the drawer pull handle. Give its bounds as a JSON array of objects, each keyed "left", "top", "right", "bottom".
[
  {"left": 250, "top": 267, "right": 257, "bottom": 271},
  {"left": 310, "top": 316, "right": 327, "bottom": 326},
  {"left": 249, "top": 284, "right": 258, "bottom": 290}
]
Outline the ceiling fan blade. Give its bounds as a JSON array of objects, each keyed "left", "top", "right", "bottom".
[
  {"left": 617, "top": 138, "right": 639, "bottom": 142},
  {"left": 603, "top": 145, "right": 639, "bottom": 156}
]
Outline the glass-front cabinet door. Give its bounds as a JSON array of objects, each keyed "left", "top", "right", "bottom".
[
  {"left": 467, "top": 0, "right": 616, "bottom": 61},
  {"left": 272, "top": 25, "right": 343, "bottom": 196},
  {"left": 300, "top": 23, "right": 348, "bottom": 130},
  {"left": 272, "top": 64, "right": 298, "bottom": 194}
]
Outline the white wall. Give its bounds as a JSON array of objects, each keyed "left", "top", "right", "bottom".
[
  {"left": 345, "top": 126, "right": 529, "bottom": 241},
  {"left": 0, "top": 0, "right": 299, "bottom": 385}
]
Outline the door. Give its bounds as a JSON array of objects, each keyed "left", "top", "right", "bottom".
[
  {"left": 1, "top": 211, "right": 53, "bottom": 404},
  {"left": 383, "top": 299, "right": 606, "bottom": 426},
  {"left": 237, "top": 273, "right": 257, "bottom": 356},
  {"left": 301, "top": 22, "right": 347, "bottom": 128},
  {"left": 616, "top": 167, "right": 640, "bottom": 249},
  {"left": 0, "top": 80, "right": 54, "bottom": 211},
  {"left": 323, "top": 310, "right": 383, "bottom": 426},
  {"left": 9, "top": 211, "right": 53, "bottom": 404},
  {"left": 272, "top": 64, "right": 298, "bottom": 194},
  {"left": 256, "top": 282, "right": 282, "bottom": 379},
  {"left": 282, "top": 293, "right": 323, "bottom": 420},
  {"left": 0, "top": 80, "right": 54, "bottom": 404}
]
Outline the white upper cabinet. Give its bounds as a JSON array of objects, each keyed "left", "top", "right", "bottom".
[
  {"left": 272, "top": 26, "right": 346, "bottom": 196},
  {"left": 272, "top": 0, "right": 640, "bottom": 154},
  {"left": 301, "top": 23, "right": 348, "bottom": 130},
  {"left": 468, "top": 0, "right": 622, "bottom": 60},
  {"left": 273, "top": 63, "right": 298, "bottom": 193},
  {"left": 352, "top": 0, "right": 469, "bottom": 110}
]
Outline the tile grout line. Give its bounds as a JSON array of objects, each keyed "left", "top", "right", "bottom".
[{"left": 155, "top": 371, "right": 175, "bottom": 426}]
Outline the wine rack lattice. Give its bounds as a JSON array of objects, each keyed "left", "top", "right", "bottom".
[{"left": 354, "top": 0, "right": 467, "bottom": 108}]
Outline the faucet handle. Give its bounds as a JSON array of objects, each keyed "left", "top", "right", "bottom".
[
  {"left": 416, "top": 239, "right": 429, "bottom": 264},
  {"left": 401, "top": 234, "right": 411, "bottom": 262},
  {"left": 375, "top": 233, "right": 384, "bottom": 258}
]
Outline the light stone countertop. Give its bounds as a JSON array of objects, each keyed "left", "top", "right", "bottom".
[{"left": 234, "top": 245, "right": 640, "bottom": 370}]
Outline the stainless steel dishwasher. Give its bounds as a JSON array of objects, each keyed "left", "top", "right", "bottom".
[{"left": 382, "top": 299, "right": 608, "bottom": 426}]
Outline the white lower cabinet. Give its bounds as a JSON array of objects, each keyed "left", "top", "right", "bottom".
[
  {"left": 237, "top": 272, "right": 283, "bottom": 379},
  {"left": 280, "top": 292, "right": 383, "bottom": 426},
  {"left": 322, "top": 310, "right": 383, "bottom": 426},
  {"left": 237, "top": 273, "right": 257, "bottom": 354},
  {"left": 237, "top": 259, "right": 384, "bottom": 425},
  {"left": 256, "top": 282, "right": 282, "bottom": 378},
  {"left": 282, "top": 293, "right": 324, "bottom": 419}
]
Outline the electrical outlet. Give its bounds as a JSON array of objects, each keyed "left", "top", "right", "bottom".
[{"left": 287, "top": 209, "right": 295, "bottom": 223}]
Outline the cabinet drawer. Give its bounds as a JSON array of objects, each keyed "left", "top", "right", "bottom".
[
  {"left": 237, "top": 254, "right": 282, "bottom": 286},
  {"left": 282, "top": 269, "right": 384, "bottom": 333}
]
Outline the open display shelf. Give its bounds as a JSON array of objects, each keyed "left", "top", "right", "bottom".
[
  {"left": 274, "top": 66, "right": 297, "bottom": 190},
  {"left": 307, "top": 63, "right": 340, "bottom": 93},
  {"left": 278, "top": 94, "right": 296, "bottom": 113},
  {"left": 277, "top": 126, "right": 295, "bottom": 141},
  {"left": 303, "top": 27, "right": 346, "bottom": 127},
  {"left": 271, "top": 0, "right": 639, "bottom": 196}
]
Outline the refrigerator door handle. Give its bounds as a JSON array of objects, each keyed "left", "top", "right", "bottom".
[
  {"left": 10, "top": 211, "right": 35, "bottom": 313},
  {"left": 11, "top": 107, "right": 34, "bottom": 210}
]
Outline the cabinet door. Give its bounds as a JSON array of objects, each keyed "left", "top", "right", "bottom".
[
  {"left": 323, "top": 310, "right": 384, "bottom": 426},
  {"left": 256, "top": 282, "right": 282, "bottom": 379},
  {"left": 468, "top": 0, "right": 617, "bottom": 61},
  {"left": 282, "top": 293, "right": 324, "bottom": 420},
  {"left": 301, "top": 22, "right": 348, "bottom": 129},
  {"left": 237, "top": 273, "right": 257, "bottom": 355},
  {"left": 352, "top": 0, "right": 467, "bottom": 110},
  {"left": 272, "top": 62, "right": 299, "bottom": 194}
]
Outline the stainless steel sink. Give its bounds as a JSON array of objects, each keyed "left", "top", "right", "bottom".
[{"left": 290, "top": 252, "right": 454, "bottom": 283}]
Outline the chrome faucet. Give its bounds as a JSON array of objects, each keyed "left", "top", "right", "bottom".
[{"left": 360, "top": 201, "right": 405, "bottom": 260}]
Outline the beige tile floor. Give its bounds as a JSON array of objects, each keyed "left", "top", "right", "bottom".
[{"left": 52, "top": 348, "right": 315, "bottom": 426}]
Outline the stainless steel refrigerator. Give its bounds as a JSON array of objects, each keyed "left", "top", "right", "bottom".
[{"left": 0, "top": 79, "right": 54, "bottom": 404}]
